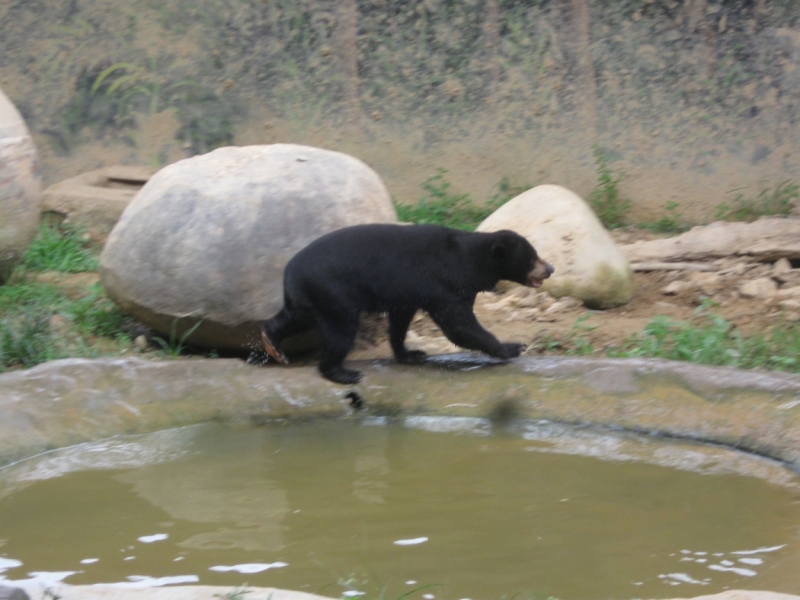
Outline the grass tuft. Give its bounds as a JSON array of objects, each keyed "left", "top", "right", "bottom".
[
  {"left": 0, "top": 232, "right": 131, "bottom": 372},
  {"left": 395, "top": 169, "right": 527, "bottom": 231},
  {"left": 714, "top": 180, "right": 798, "bottom": 222},
  {"left": 638, "top": 201, "right": 690, "bottom": 234},
  {"left": 22, "top": 224, "right": 99, "bottom": 273},
  {"left": 609, "top": 300, "right": 800, "bottom": 372},
  {"left": 588, "top": 146, "right": 631, "bottom": 229}
]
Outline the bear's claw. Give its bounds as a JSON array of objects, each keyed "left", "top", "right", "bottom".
[{"left": 261, "top": 330, "right": 289, "bottom": 365}]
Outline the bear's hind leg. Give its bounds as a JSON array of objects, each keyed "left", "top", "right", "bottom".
[{"left": 261, "top": 307, "right": 313, "bottom": 365}]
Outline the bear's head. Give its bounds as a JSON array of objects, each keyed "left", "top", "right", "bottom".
[{"left": 489, "top": 230, "right": 554, "bottom": 288}]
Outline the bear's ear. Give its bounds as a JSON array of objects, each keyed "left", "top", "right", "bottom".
[{"left": 490, "top": 240, "right": 508, "bottom": 260}]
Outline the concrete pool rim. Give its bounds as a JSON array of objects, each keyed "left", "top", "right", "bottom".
[{"left": 2, "top": 355, "right": 800, "bottom": 600}]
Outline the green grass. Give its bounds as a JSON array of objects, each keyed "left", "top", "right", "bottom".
[
  {"left": 542, "top": 301, "right": 800, "bottom": 373},
  {"left": 152, "top": 318, "right": 203, "bottom": 357},
  {"left": 395, "top": 169, "right": 528, "bottom": 231},
  {"left": 587, "top": 146, "right": 631, "bottom": 229},
  {"left": 22, "top": 223, "right": 99, "bottom": 272},
  {"left": 638, "top": 201, "right": 691, "bottom": 234},
  {"left": 0, "top": 228, "right": 132, "bottom": 372},
  {"left": 610, "top": 306, "right": 800, "bottom": 372},
  {"left": 714, "top": 180, "right": 798, "bottom": 222}
]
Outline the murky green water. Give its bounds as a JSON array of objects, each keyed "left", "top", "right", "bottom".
[{"left": 1, "top": 418, "right": 799, "bottom": 599}]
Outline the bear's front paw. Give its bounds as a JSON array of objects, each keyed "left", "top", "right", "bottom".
[
  {"left": 500, "top": 342, "right": 527, "bottom": 358},
  {"left": 397, "top": 349, "right": 428, "bottom": 365}
]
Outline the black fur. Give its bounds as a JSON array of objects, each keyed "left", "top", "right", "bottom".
[{"left": 261, "top": 224, "right": 552, "bottom": 384}]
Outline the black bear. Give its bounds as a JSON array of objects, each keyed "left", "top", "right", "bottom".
[{"left": 261, "top": 224, "right": 554, "bottom": 384}]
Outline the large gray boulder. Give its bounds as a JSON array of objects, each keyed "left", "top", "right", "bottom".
[
  {"left": 478, "top": 184, "right": 634, "bottom": 308},
  {"left": 100, "top": 144, "right": 396, "bottom": 352},
  {"left": 0, "top": 89, "right": 42, "bottom": 283}
]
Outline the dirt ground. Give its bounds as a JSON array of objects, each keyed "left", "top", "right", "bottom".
[{"left": 37, "top": 226, "right": 793, "bottom": 364}]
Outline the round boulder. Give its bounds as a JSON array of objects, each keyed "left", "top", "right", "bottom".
[
  {"left": 0, "top": 89, "right": 42, "bottom": 283},
  {"left": 478, "top": 184, "right": 634, "bottom": 308},
  {"left": 100, "top": 144, "right": 397, "bottom": 351}
]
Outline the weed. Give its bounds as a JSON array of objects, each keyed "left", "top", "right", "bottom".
[
  {"left": 714, "top": 180, "right": 798, "bottom": 222},
  {"left": 529, "top": 312, "right": 595, "bottom": 356},
  {"left": 588, "top": 146, "right": 631, "bottom": 229},
  {"left": 213, "top": 585, "right": 251, "bottom": 600},
  {"left": 153, "top": 319, "right": 203, "bottom": 357},
  {"left": 609, "top": 300, "right": 800, "bottom": 372},
  {"left": 0, "top": 307, "right": 59, "bottom": 371},
  {"left": 92, "top": 58, "right": 204, "bottom": 119},
  {"left": 395, "top": 170, "right": 523, "bottom": 231},
  {"left": 21, "top": 224, "right": 98, "bottom": 273},
  {"left": 491, "top": 176, "right": 530, "bottom": 207},
  {"left": 175, "top": 88, "right": 235, "bottom": 156},
  {"left": 639, "top": 201, "right": 690, "bottom": 234},
  {"left": 66, "top": 283, "right": 131, "bottom": 338}
]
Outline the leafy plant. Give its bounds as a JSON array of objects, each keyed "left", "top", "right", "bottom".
[
  {"left": 639, "top": 201, "right": 690, "bottom": 234},
  {"left": 588, "top": 146, "right": 631, "bottom": 229},
  {"left": 609, "top": 300, "right": 800, "bottom": 372},
  {"left": 491, "top": 175, "right": 530, "bottom": 207},
  {"left": 714, "top": 180, "right": 798, "bottom": 222},
  {"left": 0, "top": 306, "right": 59, "bottom": 371},
  {"left": 175, "top": 87, "right": 236, "bottom": 155},
  {"left": 21, "top": 224, "right": 98, "bottom": 273},
  {"left": 153, "top": 319, "right": 203, "bottom": 357},
  {"left": 395, "top": 169, "right": 523, "bottom": 231},
  {"left": 530, "top": 312, "right": 596, "bottom": 356},
  {"left": 66, "top": 283, "right": 130, "bottom": 338}
]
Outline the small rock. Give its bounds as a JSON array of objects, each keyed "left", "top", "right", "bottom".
[
  {"left": 775, "top": 268, "right": 800, "bottom": 287},
  {"left": 662, "top": 280, "right": 692, "bottom": 295},
  {"left": 779, "top": 299, "right": 800, "bottom": 311},
  {"left": 739, "top": 278, "right": 778, "bottom": 299},
  {"left": 134, "top": 335, "right": 149, "bottom": 350},
  {"left": 689, "top": 271, "right": 723, "bottom": 295},
  {"left": 545, "top": 297, "right": 581, "bottom": 314},
  {"left": 774, "top": 258, "right": 792, "bottom": 275},
  {"left": 778, "top": 286, "right": 800, "bottom": 299}
]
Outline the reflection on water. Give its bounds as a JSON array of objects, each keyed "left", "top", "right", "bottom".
[{"left": 0, "top": 418, "right": 799, "bottom": 600}]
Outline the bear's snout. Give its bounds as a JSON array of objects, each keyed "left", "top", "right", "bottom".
[{"left": 527, "top": 259, "right": 554, "bottom": 288}]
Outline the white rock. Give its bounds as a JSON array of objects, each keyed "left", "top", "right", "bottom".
[
  {"left": 478, "top": 184, "right": 634, "bottom": 308},
  {"left": 778, "top": 286, "right": 800, "bottom": 299},
  {"left": 0, "top": 88, "right": 42, "bottom": 282},
  {"left": 100, "top": 144, "right": 396, "bottom": 351},
  {"left": 688, "top": 271, "right": 723, "bottom": 295},
  {"left": 779, "top": 298, "right": 800, "bottom": 311},
  {"left": 662, "top": 280, "right": 692, "bottom": 295},
  {"left": 739, "top": 278, "right": 778, "bottom": 299},
  {"left": 773, "top": 257, "right": 792, "bottom": 275}
]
